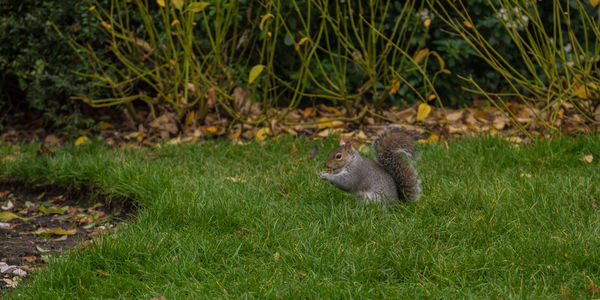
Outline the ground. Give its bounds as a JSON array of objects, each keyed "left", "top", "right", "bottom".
[{"left": 0, "top": 181, "right": 133, "bottom": 291}]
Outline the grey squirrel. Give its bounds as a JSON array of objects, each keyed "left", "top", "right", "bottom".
[{"left": 319, "top": 130, "right": 421, "bottom": 204}]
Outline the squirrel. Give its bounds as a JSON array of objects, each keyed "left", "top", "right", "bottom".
[{"left": 319, "top": 129, "right": 421, "bottom": 204}]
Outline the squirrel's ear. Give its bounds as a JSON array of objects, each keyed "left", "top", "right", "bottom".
[{"left": 344, "top": 142, "right": 354, "bottom": 153}]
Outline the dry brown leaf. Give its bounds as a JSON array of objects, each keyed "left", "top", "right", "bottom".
[
  {"left": 44, "top": 134, "right": 61, "bottom": 146},
  {"left": 580, "top": 154, "right": 593, "bottom": 163},
  {"left": 588, "top": 279, "right": 600, "bottom": 294},
  {"left": 290, "top": 144, "right": 298, "bottom": 155},
  {"left": 233, "top": 87, "right": 251, "bottom": 115},
  {"left": 445, "top": 110, "right": 463, "bottom": 122},
  {"left": 225, "top": 176, "right": 247, "bottom": 183},
  {"left": 96, "top": 269, "right": 110, "bottom": 277},
  {"left": 22, "top": 255, "right": 37, "bottom": 263}
]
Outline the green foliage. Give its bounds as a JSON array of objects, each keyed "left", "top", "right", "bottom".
[
  {"left": 431, "top": 0, "right": 600, "bottom": 136},
  {"left": 1, "top": 135, "right": 600, "bottom": 298},
  {"left": 2, "top": 0, "right": 599, "bottom": 130},
  {"left": 0, "top": 0, "right": 111, "bottom": 131}
]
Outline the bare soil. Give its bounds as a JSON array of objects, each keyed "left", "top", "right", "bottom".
[{"left": 0, "top": 181, "right": 135, "bottom": 290}]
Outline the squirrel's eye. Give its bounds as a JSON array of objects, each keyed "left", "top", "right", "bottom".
[{"left": 335, "top": 153, "right": 342, "bottom": 160}]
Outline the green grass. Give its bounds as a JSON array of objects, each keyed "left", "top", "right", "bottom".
[{"left": 1, "top": 135, "right": 599, "bottom": 298}]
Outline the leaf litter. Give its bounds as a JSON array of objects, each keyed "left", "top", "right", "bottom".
[{"left": 0, "top": 182, "right": 134, "bottom": 291}]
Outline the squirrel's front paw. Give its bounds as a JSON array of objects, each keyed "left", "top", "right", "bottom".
[{"left": 319, "top": 170, "right": 331, "bottom": 179}]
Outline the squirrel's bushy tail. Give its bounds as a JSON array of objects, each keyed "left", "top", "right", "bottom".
[{"left": 374, "top": 130, "right": 421, "bottom": 201}]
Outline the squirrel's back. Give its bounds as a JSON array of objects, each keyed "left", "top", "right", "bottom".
[{"left": 374, "top": 130, "right": 421, "bottom": 201}]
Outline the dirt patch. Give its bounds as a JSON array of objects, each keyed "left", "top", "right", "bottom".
[{"left": 0, "top": 181, "right": 135, "bottom": 291}]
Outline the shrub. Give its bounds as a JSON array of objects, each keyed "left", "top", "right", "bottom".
[{"left": 0, "top": 0, "right": 110, "bottom": 131}]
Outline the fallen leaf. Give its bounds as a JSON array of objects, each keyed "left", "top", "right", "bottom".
[
  {"left": 44, "top": 134, "right": 61, "bottom": 146},
  {"left": 1, "top": 200, "right": 14, "bottom": 210},
  {"left": 22, "top": 255, "right": 37, "bottom": 263},
  {"left": 36, "top": 246, "right": 50, "bottom": 253},
  {"left": 35, "top": 227, "right": 77, "bottom": 236},
  {"left": 96, "top": 269, "right": 110, "bottom": 276},
  {"left": 255, "top": 127, "right": 271, "bottom": 141},
  {"left": 520, "top": 173, "right": 532, "bottom": 178},
  {"left": 274, "top": 252, "right": 280, "bottom": 261},
  {"left": 75, "top": 136, "right": 89, "bottom": 146},
  {"left": 423, "top": 18, "right": 431, "bottom": 27},
  {"left": 580, "top": 154, "right": 593, "bottom": 163},
  {"left": 290, "top": 144, "right": 298, "bottom": 155},
  {"left": 1, "top": 155, "right": 16, "bottom": 162},
  {"left": 225, "top": 177, "right": 247, "bottom": 183},
  {"left": 302, "top": 107, "right": 316, "bottom": 118},
  {"left": 99, "top": 122, "right": 114, "bottom": 130},
  {"left": 0, "top": 222, "right": 12, "bottom": 229},
  {"left": 418, "top": 134, "right": 439, "bottom": 144},
  {"left": 588, "top": 279, "right": 600, "bottom": 294},
  {"left": 39, "top": 206, "right": 67, "bottom": 215},
  {"left": 0, "top": 211, "right": 22, "bottom": 222},
  {"left": 2, "top": 278, "right": 18, "bottom": 288},
  {"left": 156, "top": 0, "right": 165, "bottom": 7},
  {"left": 416, "top": 103, "right": 432, "bottom": 121},
  {"left": 317, "top": 118, "right": 343, "bottom": 130},
  {"left": 12, "top": 268, "right": 26, "bottom": 277}
]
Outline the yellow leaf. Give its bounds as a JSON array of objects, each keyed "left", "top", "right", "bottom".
[
  {"left": 259, "top": 14, "right": 274, "bottom": 31},
  {"left": 37, "top": 227, "right": 77, "bottom": 236},
  {"left": 520, "top": 173, "right": 532, "bottom": 178},
  {"left": 205, "top": 126, "right": 219, "bottom": 135},
  {"left": 137, "top": 132, "right": 146, "bottom": 142},
  {"left": 302, "top": 107, "right": 316, "bottom": 118},
  {"left": 441, "top": 69, "right": 451, "bottom": 74},
  {"left": 423, "top": 18, "right": 431, "bottom": 27},
  {"left": 295, "top": 37, "right": 309, "bottom": 51},
  {"left": 389, "top": 79, "right": 401, "bottom": 94},
  {"left": 416, "top": 103, "right": 432, "bottom": 121},
  {"left": 414, "top": 48, "right": 429, "bottom": 64},
  {"left": 580, "top": 154, "right": 593, "bottom": 163},
  {"left": 157, "top": 0, "right": 165, "bottom": 7},
  {"left": 0, "top": 211, "right": 22, "bottom": 222},
  {"left": 464, "top": 20, "right": 474, "bottom": 29},
  {"left": 99, "top": 122, "right": 114, "bottom": 130},
  {"left": 248, "top": 65, "right": 265, "bottom": 84},
  {"left": 75, "top": 136, "right": 89, "bottom": 146},
  {"left": 430, "top": 51, "right": 445, "bottom": 70},
  {"left": 171, "top": 0, "right": 183, "bottom": 10},
  {"left": 188, "top": 1, "right": 210, "bottom": 12},
  {"left": 427, "top": 94, "right": 437, "bottom": 101},
  {"left": 100, "top": 21, "right": 112, "bottom": 30},
  {"left": 573, "top": 82, "right": 597, "bottom": 99},
  {"left": 590, "top": 0, "right": 600, "bottom": 7},
  {"left": 171, "top": 19, "right": 179, "bottom": 26},
  {"left": 185, "top": 111, "right": 195, "bottom": 127},
  {"left": 418, "top": 134, "right": 439, "bottom": 144},
  {"left": 255, "top": 127, "right": 271, "bottom": 141}
]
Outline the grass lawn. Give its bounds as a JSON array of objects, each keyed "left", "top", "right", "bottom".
[{"left": 1, "top": 135, "right": 599, "bottom": 298}]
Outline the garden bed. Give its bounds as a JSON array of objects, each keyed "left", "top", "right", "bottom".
[{"left": 0, "top": 181, "right": 134, "bottom": 290}]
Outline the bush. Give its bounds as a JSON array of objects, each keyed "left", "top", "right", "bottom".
[{"left": 0, "top": 0, "right": 111, "bottom": 131}]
